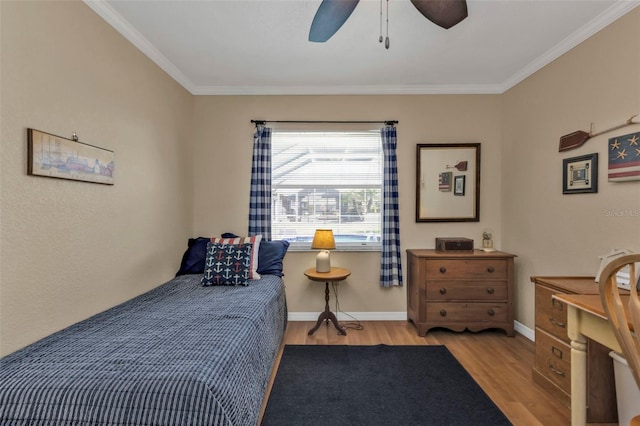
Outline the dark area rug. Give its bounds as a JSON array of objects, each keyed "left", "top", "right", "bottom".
[{"left": 262, "top": 344, "right": 511, "bottom": 426}]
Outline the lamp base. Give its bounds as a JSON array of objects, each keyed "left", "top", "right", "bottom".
[{"left": 316, "top": 250, "right": 331, "bottom": 272}]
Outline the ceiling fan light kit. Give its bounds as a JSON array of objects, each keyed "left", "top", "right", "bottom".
[{"left": 309, "top": 0, "right": 468, "bottom": 48}]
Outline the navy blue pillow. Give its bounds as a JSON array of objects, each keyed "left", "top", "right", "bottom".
[
  {"left": 257, "top": 240, "right": 289, "bottom": 277},
  {"left": 176, "top": 237, "right": 209, "bottom": 276},
  {"left": 178, "top": 233, "right": 289, "bottom": 277},
  {"left": 220, "top": 233, "right": 289, "bottom": 277}
]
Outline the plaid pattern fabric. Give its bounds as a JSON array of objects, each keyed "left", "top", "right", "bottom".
[
  {"left": 380, "top": 126, "right": 403, "bottom": 287},
  {"left": 0, "top": 274, "right": 287, "bottom": 425},
  {"left": 248, "top": 125, "right": 272, "bottom": 240}
]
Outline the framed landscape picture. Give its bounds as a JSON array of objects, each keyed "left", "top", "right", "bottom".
[{"left": 28, "top": 129, "right": 114, "bottom": 185}]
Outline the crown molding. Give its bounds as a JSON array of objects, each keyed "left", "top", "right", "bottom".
[
  {"left": 499, "top": 0, "right": 640, "bottom": 93},
  {"left": 84, "top": 0, "right": 639, "bottom": 96},
  {"left": 190, "top": 84, "right": 505, "bottom": 96},
  {"left": 83, "top": 0, "right": 196, "bottom": 93}
]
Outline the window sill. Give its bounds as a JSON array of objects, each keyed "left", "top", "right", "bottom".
[{"left": 288, "top": 246, "right": 381, "bottom": 253}]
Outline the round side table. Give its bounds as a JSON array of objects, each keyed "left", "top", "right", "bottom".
[{"left": 304, "top": 267, "right": 351, "bottom": 336}]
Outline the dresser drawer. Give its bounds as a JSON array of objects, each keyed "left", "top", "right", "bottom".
[
  {"left": 425, "top": 259, "right": 507, "bottom": 280},
  {"left": 425, "top": 302, "right": 508, "bottom": 323},
  {"left": 425, "top": 280, "right": 507, "bottom": 301},
  {"left": 535, "top": 285, "right": 569, "bottom": 342},
  {"left": 535, "top": 330, "right": 571, "bottom": 394}
]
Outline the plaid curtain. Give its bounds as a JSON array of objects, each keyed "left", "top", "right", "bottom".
[
  {"left": 380, "top": 126, "right": 403, "bottom": 287},
  {"left": 248, "top": 125, "right": 272, "bottom": 240}
]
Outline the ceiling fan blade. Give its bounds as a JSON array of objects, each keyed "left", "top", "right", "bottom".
[
  {"left": 410, "top": 0, "right": 468, "bottom": 29},
  {"left": 309, "top": 0, "right": 359, "bottom": 42}
]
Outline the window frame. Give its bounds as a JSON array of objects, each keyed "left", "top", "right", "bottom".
[{"left": 270, "top": 126, "right": 383, "bottom": 252}]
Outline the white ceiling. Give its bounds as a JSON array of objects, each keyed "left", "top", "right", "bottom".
[{"left": 85, "top": 0, "right": 639, "bottom": 95}]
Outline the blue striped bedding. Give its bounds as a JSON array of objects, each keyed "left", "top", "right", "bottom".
[{"left": 0, "top": 274, "right": 287, "bottom": 425}]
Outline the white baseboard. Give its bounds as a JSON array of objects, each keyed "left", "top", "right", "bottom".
[
  {"left": 514, "top": 320, "right": 535, "bottom": 341},
  {"left": 288, "top": 312, "right": 536, "bottom": 342},
  {"left": 288, "top": 311, "right": 407, "bottom": 321}
]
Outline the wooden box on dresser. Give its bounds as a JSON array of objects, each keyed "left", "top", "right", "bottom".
[
  {"left": 406, "top": 249, "right": 516, "bottom": 337},
  {"left": 530, "top": 276, "right": 618, "bottom": 423}
]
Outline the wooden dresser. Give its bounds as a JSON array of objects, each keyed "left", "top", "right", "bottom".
[
  {"left": 531, "top": 276, "right": 618, "bottom": 423},
  {"left": 406, "top": 249, "right": 516, "bottom": 337}
]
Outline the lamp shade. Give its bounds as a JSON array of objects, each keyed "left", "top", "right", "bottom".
[{"left": 311, "top": 229, "right": 336, "bottom": 250}]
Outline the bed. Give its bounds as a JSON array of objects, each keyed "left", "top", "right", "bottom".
[{"left": 0, "top": 237, "right": 288, "bottom": 426}]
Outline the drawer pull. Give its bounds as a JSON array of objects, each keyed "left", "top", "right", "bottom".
[
  {"left": 439, "top": 267, "right": 447, "bottom": 274},
  {"left": 487, "top": 266, "right": 495, "bottom": 273},
  {"left": 551, "top": 346, "right": 563, "bottom": 360},
  {"left": 549, "top": 317, "right": 566, "bottom": 328},
  {"left": 548, "top": 363, "right": 566, "bottom": 377},
  {"left": 551, "top": 298, "right": 564, "bottom": 311},
  {"left": 439, "top": 288, "right": 447, "bottom": 295},
  {"left": 487, "top": 308, "right": 495, "bottom": 316},
  {"left": 486, "top": 287, "right": 495, "bottom": 294},
  {"left": 440, "top": 309, "right": 447, "bottom": 317}
]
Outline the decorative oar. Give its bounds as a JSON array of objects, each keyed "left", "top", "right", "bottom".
[
  {"left": 446, "top": 161, "right": 468, "bottom": 171},
  {"left": 558, "top": 114, "right": 639, "bottom": 152}
]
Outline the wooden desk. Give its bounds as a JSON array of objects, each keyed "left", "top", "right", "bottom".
[{"left": 553, "top": 293, "right": 632, "bottom": 426}]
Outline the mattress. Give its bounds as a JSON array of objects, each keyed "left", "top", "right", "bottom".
[{"left": 0, "top": 274, "right": 287, "bottom": 425}]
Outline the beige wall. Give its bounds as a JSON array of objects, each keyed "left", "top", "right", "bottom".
[
  {"left": 0, "top": 1, "right": 194, "bottom": 356},
  {"left": 191, "top": 95, "right": 503, "bottom": 315},
  {"left": 502, "top": 8, "right": 640, "bottom": 329},
  {"left": 191, "top": 10, "right": 640, "bottom": 326},
  {"left": 1, "top": 2, "right": 639, "bottom": 356}
]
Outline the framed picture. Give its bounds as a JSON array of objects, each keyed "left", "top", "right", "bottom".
[
  {"left": 416, "top": 143, "right": 480, "bottom": 222},
  {"left": 454, "top": 175, "right": 465, "bottom": 196},
  {"left": 438, "top": 171, "right": 452, "bottom": 192},
  {"left": 28, "top": 129, "right": 114, "bottom": 185},
  {"left": 562, "top": 153, "right": 597, "bottom": 194},
  {"left": 608, "top": 131, "right": 640, "bottom": 182}
]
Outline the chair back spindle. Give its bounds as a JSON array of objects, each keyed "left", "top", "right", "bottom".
[{"left": 598, "top": 253, "right": 640, "bottom": 396}]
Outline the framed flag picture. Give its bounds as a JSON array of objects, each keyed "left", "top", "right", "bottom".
[
  {"left": 438, "top": 171, "right": 452, "bottom": 192},
  {"left": 608, "top": 131, "right": 640, "bottom": 182},
  {"left": 562, "top": 153, "right": 598, "bottom": 194}
]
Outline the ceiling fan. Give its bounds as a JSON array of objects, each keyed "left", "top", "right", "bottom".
[{"left": 309, "top": 0, "right": 468, "bottom": 43}]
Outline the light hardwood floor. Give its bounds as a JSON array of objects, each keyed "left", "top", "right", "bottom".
[{"left": 264, "top": 320, "right": 573, "bottom": 426}]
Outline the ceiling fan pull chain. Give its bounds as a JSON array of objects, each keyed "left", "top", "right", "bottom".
[
  {"left": 379, "top": 0, "right": 383, "bottom": 43},
  {"left": 385, "top": 0, "right": 390, "bottom": 49}
]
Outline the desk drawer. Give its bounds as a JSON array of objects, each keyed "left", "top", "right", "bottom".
[
  {"left": 535, "top": 285, "right": 568, "bottom": 342},
  {"left": 535, "top": 329, "right": 571, "bottom": 394}
]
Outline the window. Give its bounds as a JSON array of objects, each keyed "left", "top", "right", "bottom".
[{"left": 271, "top": 129, "right": 383, "bottom": 250}]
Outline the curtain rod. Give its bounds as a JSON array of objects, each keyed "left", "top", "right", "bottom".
[{"left": 251, "top": 120, "right": 398, "bottom": 126}]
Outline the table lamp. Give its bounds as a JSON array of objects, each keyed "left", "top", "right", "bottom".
[{"left": 311, "top": 229, "right": 336, "bottom": 273}]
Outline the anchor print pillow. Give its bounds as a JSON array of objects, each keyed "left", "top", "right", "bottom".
[
  {"left": 201, "top": 242, "right": 253, "bottom": 286},
  {"left": 210, "top": 235, "right": 262, "bottom": 279}
]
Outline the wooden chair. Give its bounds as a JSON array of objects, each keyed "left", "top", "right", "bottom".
[{"left": 599, "top": 253, "right": 640, "bottom": 426}]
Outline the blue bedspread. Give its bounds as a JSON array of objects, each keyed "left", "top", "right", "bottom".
[{"left": 0, "top": 274, "right": 287, "bottom": 425}]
